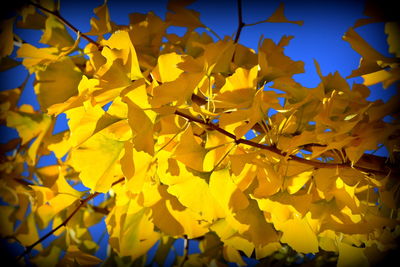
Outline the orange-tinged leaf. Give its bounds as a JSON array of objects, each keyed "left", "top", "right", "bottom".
[{"left": 280, "top": 217, "right": 319, "bottom": 253}]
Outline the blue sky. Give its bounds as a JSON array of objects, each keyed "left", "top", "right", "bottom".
[{"left": 0, "top": 0, "right": 397, "bottom": 265}]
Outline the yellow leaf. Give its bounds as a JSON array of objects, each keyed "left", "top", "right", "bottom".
[
  {"left": 69, "top": 130, "right": 124, "bottom": 193},
  {"left": 151, "top": 72, "right": 204, "bottom": 107},
  {"left": 152, "top": 52, "right": 184, "bottom": 83},
  {"left": 60, "top": 245, "right": 102, "bottom": 266},
  {"left": 166, "top": 0, "right": 204, "bottom": 29},
  {"left": 265, "top": 3, "right": 303, "bottom": 25},
  {"left": 40, "top": 15, "right": 74, "bottom": 48},
  {"left": 17, "top": 5, "right": 46, "bottom": 30},
  {"left": 151, "top": 185, "right": 208, "bottom": 238},
  {"left": 235, "top": 200, "right": 279, "bottom": 246},
  {"left": 337, "top": 242, "right": 368, "bottom": 267},
  {"left": 209, "top": 169, "right": 249, "bottom": 213},
  {"left": 17, "top": 43, "right": 59, "bottom": 70},
  {"left": 99, "top": 30, "right": 142, "bottom": 84},
  {"left": 258, "top": 36, "right": 304, "bottom": 83},
  {"left": 123, "top": 141, "right": 154, "bottom": 193},
  {"left": 47, "top": 75, "right": 99, "bottom": 116},
  {"left": 65, "top": 102, "right": 104, "bottom": 147},
  {"left": 215, "top": 66, "right": 258, "bottom": 109},
  {"left": 15, "top": 213, "right": 42, "bottom": 250},
  {"left": 284, "top": 170, "right": 313, "bottom": 194},
  {"left": 167, "top": 171, "right": 224, "bottom": 221},
  {"left": 223, "top": 245, "right": 246, "bottom": 266},
  {"left": 35, "top": 57, "right": 82, "bottom": 112},
  {"left": 86, "top": 3, "right": 115, "bottom": 36},
  {"left": 280, "top": 217, "right": 319, "bottom": 253},
  {"left": 124, "top": 97, "right": 156, "bottom": 155},
  {"left": 173, "top": 125, "right": 206, "bottom": 171}
]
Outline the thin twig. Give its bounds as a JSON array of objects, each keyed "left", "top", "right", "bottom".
[
  {"left": 173, "top": 110, "right": 392, "bottom": 175},
  {"left": 28, "top": 1, "right": 102, "bottom": 49},
  {"left": 234, "top": 0, "right": 245, "bottom": 43},
  {"left": 17, "top": 177, "right": 125, "bottom": 261}
]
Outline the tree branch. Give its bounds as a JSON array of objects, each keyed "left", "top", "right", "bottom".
[
  {"left": 28, "top": 1, "right": 102, "bottom": 49},
  {"left": 174, "top": 110, "right": 393, "bottom": 175},
  {"left": 17, "top": 177, "right": 125, "bottom": 261},
  {"left": 234, "top": 0, "right": 245, "bottom": 43}
]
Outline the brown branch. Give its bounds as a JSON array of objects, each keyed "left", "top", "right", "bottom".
[
  {"left": 234, "top": 0, "right": 245, "bottom": 43},
  {"left": 28, "top": 1, "right": 102, "bottom": 49},
  {"left": 174, "top": 110, "right": 392, "bottom": 175},
  {"left": 17, "top": 177, "right": 125, "bottom": 261}
]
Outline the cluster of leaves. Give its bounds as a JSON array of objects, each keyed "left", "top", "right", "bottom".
[{"left": 0, "top": 0, "right": 399, "bottom": 266}]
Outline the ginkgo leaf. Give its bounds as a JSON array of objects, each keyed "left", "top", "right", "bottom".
[
  {"left": 40, "top": 15, "right": 74, "bottom": 48},
  {"left": 279, "top": 217, "right": 319, "bottom": 253},
  {"left": 258, "top": 36, "right": 304, "bottom": 83},
  {"left": 17, "top": 43, "right": 59, "bottom": 70},
  {"left": 15, "top": 213, "right": 42, "bottom": 250},
  {"left": 69, "top": 130, "right": 124, "bottom": 193},
  {"left": 17, "top": 5, "right": 46, "bottom": 29},
  {"left": 166, "top": 0, "right": 204, "bottom": 29},
  {"left": 173, "top": 125, "right": 207, "bottom": 171},
  {"left": 98, "top": 30, "right": 143, "bottom": 84},
  {"left": 209, "top": 169, "right": 249, "bottom": 212},
  {"left": 124, "top": 96, "right": 156, "bottom": 155},
  {"left": 284, "top": 170, "right": 313, "bottom": 194},
  {"left": 60, "top": 245, "right": 103, "bottom": 266},
  {"left": 337, "top": 242, "right": 368, "bottom": 267},
  {"left": 152, "top": 52, "right": 184, "bottom": 83},
  {"left": 265, "top": 3, "right": 304, "bottom": 26},
  {"left": 234, "top": 200, "right": 279, "bottom": 246},
  {"left": 86, "top": 2, "right": 115, "bottom": 36},
  {"left": 34, "top": 57, "right": 82, "bottom": 112},
  {"left": 151, "top": 184, "right": 209, "bottom": 238}
]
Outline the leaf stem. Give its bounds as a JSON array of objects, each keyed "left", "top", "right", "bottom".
[{"left": 28, "top": 1, "right": 102, "bottom": 49}]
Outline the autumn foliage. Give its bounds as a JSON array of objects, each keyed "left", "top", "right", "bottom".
[{"left": 0, "top": 0, "right": 399, "bottom": 266}]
